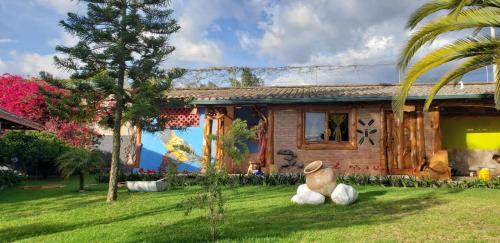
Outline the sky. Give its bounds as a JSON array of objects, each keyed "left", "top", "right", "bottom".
[{"left": 0, "top": 0, "right": 493, "bottom": 85}]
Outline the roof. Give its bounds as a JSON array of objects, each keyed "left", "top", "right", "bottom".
[
  {"left": 0, "top": 108, "right": 44, "bottom": 130},
  {"left": 167, "top": 83, "right": 496, "bottom": 105}
]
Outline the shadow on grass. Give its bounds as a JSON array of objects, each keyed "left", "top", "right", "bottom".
[
  {"left": 0, "top": 178, "right": 108, "bottom": 205},
  {"left": 130, "top": 190, "right": 444, "bottom": 242},
  {"left": 0, "top": 203, "right": 177, "bottom": 242},
  {"left": 0, "top": 186, "right": 451, "bottom": 242}
]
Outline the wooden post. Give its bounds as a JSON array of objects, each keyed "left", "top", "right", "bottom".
[
  {"left": 214, "top": 109, "right": 225, "bottom": 168},
  {"left": 202, "top": 109, "right": 213, "bottom": 173},
  {"left": 223, "top": 106, "right": 234, "bottom": 172},
  {"left": 265, "top": 107, "right": 274, "bottom": 168},
  {"left": 379, "top": 108, "right": 388, "bottom": 175},
  {"left": 409, "top": 112, "right": 418, "bottom": 171},
  {"left": 416, "top": 109, "right": 425, "bottom": 168},
  {"left": 396, "top": 115, "right": 404, "bottom": 170},
  {"left": 134, "top": 127, "right": 142, "bottom": 168},
  {"left": 432, "top": 107, "right": 442, "bottom": 153}
]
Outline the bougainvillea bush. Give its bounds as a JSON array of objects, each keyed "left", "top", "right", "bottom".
[{"left": 0, "top": 74, "right": 100, "bottom": 147}]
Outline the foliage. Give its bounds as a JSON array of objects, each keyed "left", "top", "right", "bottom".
[
  {"left": 230, "top": 173, "right": 305, "bottom": 186},
  {"left": 164, "top": 162, "right": 180, "bottom": 190},
  {"left": 0, "top": 166, "right": 25, "bottom": 189},
  {"left": 337, "top": 174, "right": 500, "bottom": 189},
  {"left": 229, "top": 67, "right": 263, "bottom": 88},
  {"left": 95, "top": 171, "right": 500, "bottom": 189},
  {"left": 54, "top": 0, "right": 182, "bottom": 201},
  {"left": 56, "top": 149, "right": 104, "bottom": 191},
  {"left": 178, "top": 118, "right": 255, "bottom": 241},
  {"left": 0, "top": 74, "right": 98, "bottom": 147},
  {"left": 394, "top": 0, "right": 500, "bottom": 116},
  {"left": 0, "top": 131, "right": 69, "bottom": 177},
  {"left": 218, "top": 119, "right": 257, "bottom": 163}
]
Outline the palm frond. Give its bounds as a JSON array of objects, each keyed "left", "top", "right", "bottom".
[
  {"left": 423, "top": 54, "right": 495, "bottom": 110},
  {"left": 408, "top": 0, "right": 457, "bottom": 29},
  {"left": 56, "top": 149, "right": 104, "bottom": 178},
  {"left": 407, "top": 0, "right": 500, "bottom": 30},
  {"left": 394, "top": 38, "right": 499, "bottom": 116},
  {"left": 449, "top": 0, "right": 468, "bottom": 17},
  {"left": 399, "top": 7, "right": 500, "bottom": 70}
]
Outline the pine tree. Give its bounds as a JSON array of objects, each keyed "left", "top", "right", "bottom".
[
  {"left": 229, "top": 67, "right": 262, "bottom": 87},
  {"left": 54, "top": 0, "right": 181, "bottom": 202}
]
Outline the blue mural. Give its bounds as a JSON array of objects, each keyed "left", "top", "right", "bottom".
[
  {"left": 137, "top": 106, "right": 267, "bottom": 172},
  {"left": 138, "top": 108, "right": 205, "bottom": 172}
]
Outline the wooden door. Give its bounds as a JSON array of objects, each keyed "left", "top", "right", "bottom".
[{"left": 385, "top": 111, "right": 420, "bottom": 175}]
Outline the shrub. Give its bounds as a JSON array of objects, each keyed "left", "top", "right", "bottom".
[
  {"left": 56, "top": 149, "right": 104, "bottom": 191},
  {"left": 0, "top": 166, "right": 25, "bottom": 189},
  {"left": 336, "top": 174, "right": 500, "bottom": 189},
  {"left": 0, "top": 131, "right": 69, "bottom": 177}
]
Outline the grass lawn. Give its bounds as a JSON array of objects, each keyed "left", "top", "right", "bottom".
[{"left": 1, "top": 178, "right": 499, "bottom": 242}]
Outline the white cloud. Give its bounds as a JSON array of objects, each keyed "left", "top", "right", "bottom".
[
  {"left": 240, "top": 0, "right": 425, "bottom": 65},
  {"left": 170, "top": 39, "right": 223, "bottom": 65},
  {"left": 0, "top": 51, "right": 70, "bottom": 78},
  {"left": 0, "top": 38, "right": 16, "bottom": 43},
  {"left": 49, "top": 32, "right": 79, "bottom": 47},
  {"left": 0, "top": 59, "right": 7, "bottom": 73},
  {"left": 166, "top": 0, "right": 267, "bottom": 67},
  {"left": 35, "top": 0, "right": 83, "bottom": 15}
]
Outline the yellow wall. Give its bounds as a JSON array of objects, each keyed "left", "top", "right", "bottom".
[{"left": 441, "top": 116, "right": 500, "bottom": 149}]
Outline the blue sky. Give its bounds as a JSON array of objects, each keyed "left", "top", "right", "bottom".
[{"left": 0, "top": 0, "right": 492, "bottom": 85}]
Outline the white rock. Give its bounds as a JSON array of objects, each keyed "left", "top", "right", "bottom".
[
  {"left": 331, "top": 183, "right": 358, "bottom": 205},
  {"left": 291, "top": 184, "right": 325, "bottom": 205}
]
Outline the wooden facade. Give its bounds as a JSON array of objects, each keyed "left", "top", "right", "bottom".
[
  {"left": 161, "top": 83, "right": 497, "bottom": 177},
  {"left": 195, "top": 102, "right": 462, "bottom": 178}
]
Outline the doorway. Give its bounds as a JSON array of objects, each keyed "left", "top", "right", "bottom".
[{"left": 384, "top": 109, "right": 425, "bottom": 175}]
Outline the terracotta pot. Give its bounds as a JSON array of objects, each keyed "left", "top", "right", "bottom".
[{"left": 304, "top": 160, "right": 337, "bottom": 196}]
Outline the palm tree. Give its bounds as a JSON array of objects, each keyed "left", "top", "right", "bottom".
[
  {"left": 56, "top": 149, "right": 104, "bottom": 192},
  {"left": 394, "top": 0, "right": 500, "bottom": 116}
]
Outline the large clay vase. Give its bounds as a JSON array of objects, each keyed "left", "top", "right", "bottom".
[{"left": 304, "top": 160, "right": 337, "bottom": 196}]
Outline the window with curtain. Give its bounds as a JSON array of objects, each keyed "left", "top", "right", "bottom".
[{"left": 302, "top": 109, "right": 355, "bottom": 149}]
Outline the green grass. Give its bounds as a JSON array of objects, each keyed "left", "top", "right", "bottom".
[{"left": 1, "top": 178, "right": 499, "bottom": 242}]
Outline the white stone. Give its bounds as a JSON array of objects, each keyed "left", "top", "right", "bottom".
[
  {"left": 291, "top": 184, "right": 325, "bottom": 205},
  {"left": 331, "top": 183, "right": 358, "bottom": 205},
  {"left": 126, "top": 180, "right": 166, "bottom": 192}
]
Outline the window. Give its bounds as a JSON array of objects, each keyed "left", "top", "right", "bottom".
[{"left": 300, "top": 108, "right": 356, "bottom": 150}]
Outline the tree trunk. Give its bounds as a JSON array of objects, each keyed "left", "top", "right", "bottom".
[
  {"left": 79, "top": 172, "right": 85, "bottom": 192},
  {"left": 106, "top": 67, "right": 125, "bottom": 202},
  {"left": 106, "top": 0, "right": 127, "bottom": 202}
]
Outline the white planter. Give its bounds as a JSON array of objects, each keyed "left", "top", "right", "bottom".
[{"left": 126, "top": 180, "right": 166, "bottom": 192}]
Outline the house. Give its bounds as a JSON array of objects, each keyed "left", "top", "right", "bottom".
[
  {"left": 0, "top": 108, "right": 43, "bottom": 132},
  {"left": 133, "top": 83, "right": 500, "bottom": 177}
]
